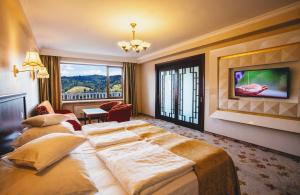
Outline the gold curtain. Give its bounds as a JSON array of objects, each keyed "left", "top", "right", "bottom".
[
  {"left": 38, "top": 55, "right": 62, "bottom": 110},
  {"left": 123, "top": 62, "right": 138, "bottom": 115}
]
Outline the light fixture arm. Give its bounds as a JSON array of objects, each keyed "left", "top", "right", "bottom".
[{"left": 13, "top": 65, "right": 36, "bottom": 80}]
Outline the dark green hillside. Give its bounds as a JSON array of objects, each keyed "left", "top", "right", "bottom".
[{"left": 61, "top": 75, "right": 121, "bottom": 93}]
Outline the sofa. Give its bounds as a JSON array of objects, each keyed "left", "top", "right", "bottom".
[{"left": 35, "top": 101, "right": 82, "bottom": 131}]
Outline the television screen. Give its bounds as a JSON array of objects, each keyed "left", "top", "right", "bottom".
[{"left": 234, "top": 67, "right": 289, "bottom": 98}]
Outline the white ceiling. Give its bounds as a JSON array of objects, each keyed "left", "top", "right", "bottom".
[{"left": 20, "top": 0, "right": 298, "bottom": 60}]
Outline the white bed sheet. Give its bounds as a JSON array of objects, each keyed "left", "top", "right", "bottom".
[{"left": 73, "top": 141, "right": 199, "bottom": 195}]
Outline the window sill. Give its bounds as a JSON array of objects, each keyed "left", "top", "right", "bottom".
[{"left": 62, "top": 99, "right": 124, "bottom": 104}]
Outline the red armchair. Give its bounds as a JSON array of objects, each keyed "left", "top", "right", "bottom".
[
  {"left": 35, "top": 101, "right": 82, "bottom": 131},
  {"left": 106, "top": 104, "right": 132, "bottom": 122},
  {"left": 99, "top": 101, "right": 123, "bottom": 111},
  {"left": 99, "top": 101, "right": 123, "bottom": 121}
]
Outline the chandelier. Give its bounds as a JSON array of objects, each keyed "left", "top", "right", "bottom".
[{"left": 118, "top": 23, "right": 151, "bottom": 53}]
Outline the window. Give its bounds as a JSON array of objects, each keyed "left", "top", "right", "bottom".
[{"left": 60, "top": 63, "right": 123, "bottom": 101}]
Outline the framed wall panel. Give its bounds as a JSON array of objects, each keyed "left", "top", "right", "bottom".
[{"left": 218, "top": 42, "right": 300, "bottom": 120}]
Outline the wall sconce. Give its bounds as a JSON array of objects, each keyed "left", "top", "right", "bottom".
[
  {"left": 37, "top": 67, "right": 50, "bottom": 79},
  {"left": 13, "top": 51, "right": 49, "bottom": 80}
]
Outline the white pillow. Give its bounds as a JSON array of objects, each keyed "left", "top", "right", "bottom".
[
  {"left": 11, "top": 122, "right": 74, "bottom": 147},
  {"left": 22, "top": 114, "right": 68, "bottom": 127},
  {"left": 0, "top": 154, "right": 97, "bottom": 195},
  {"left": 7, "top": 133, "right": 86, "bottom": 172}
]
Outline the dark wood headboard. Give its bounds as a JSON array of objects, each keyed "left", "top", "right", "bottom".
[{"left": 0, "top": 93, "right": 26, "bottom": 155}]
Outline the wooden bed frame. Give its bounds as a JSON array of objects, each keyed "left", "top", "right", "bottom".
[{"left": 0, "top": 93, "right": 27, "bottom": 155}]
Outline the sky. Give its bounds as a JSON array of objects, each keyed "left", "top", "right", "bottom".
[{"left": 60, "top": 63, "right": 122, "bottom": 77}]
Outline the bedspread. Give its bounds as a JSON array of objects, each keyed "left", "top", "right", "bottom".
[
  {"left": 147, "top": 132, "right": 240, "bottom": 195},
  {"left": 82, "top": 121, "right": 240, "bottom": 195},
  {"left": 97, "top": 141, "right": 195, "bottom": 195}
]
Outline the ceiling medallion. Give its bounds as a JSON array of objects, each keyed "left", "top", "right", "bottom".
[{"left": 118, "top": 23, "right": 151, "bottom": 53}]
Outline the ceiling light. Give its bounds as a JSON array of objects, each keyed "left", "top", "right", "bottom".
[{"left": 118, "top": 23, "right": 151, "bottom": 53}]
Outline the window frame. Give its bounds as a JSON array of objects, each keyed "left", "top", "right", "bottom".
[{"left": 60, "top": 62, "right": 124, "bottom": 102}]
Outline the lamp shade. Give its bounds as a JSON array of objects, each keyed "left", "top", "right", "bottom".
[
  {"left": 130, "top": 39, "right": 143, "bottom": 47},
  {"left": 37, "top": 67, "right": 49, "bottom": 79},
  {"left": 22, "top": 51, "right": 43, "bottom": 67}
]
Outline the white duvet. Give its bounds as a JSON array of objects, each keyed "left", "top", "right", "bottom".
[
  {"left": 119, "top": 120, "right": 150, "bottom": 130},
  {"left": 97, "top": 141, "right": 195, "bottom": 195},
  {"left": 82, "top": 120, "right": 150, "bottom": 136},
  {"left": 88, "top": 130, "right": 141, "bottom": 148},
  {"left": 82, "top": 123, "right": 125, "bottom": 135}
]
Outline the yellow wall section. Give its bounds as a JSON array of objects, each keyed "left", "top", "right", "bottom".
[{"left": 0, "top": 0, "right": 39, "bottom": 116}]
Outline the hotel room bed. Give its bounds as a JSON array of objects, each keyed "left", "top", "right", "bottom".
[
  {"left": 0, "top": 137, "right": 198, "bottom": 195},
  {"left": 75, "top": 122, "right": 200, "bottom": 195},
  {"left": 75, "top": 141, "right": 199, "bottom": 195},
  {"left": 81, "top": 122, "right": 240, "bottom": 195},
  {"left": 0, "top": 123, "right": 199, "bottom": 195},
  {"left": 0, "top": 94, "right": 240, "bottom": 195}
]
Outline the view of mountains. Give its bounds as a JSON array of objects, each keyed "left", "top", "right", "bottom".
[{"left": 61, "top": 75, "right": 122, "bottom": 93}]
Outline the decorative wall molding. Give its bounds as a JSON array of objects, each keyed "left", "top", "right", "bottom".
[
  {"left": 218, "top": 42, "right": 300, "bottom": 119},
  {"left": 209, "top": 29, "right": 300, "bottom": 133},
  {"left": 211, "top": 110, "right": 300, "bottom": 134}
]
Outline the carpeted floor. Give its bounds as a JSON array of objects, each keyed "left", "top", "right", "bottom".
[{"left": 133, "top": 115, "right": 300, "bottom": 195}]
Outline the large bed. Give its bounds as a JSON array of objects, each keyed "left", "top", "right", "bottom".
[
  {"left": 0, "top": 93, "right": 240, "bottom": 195},
  {"left": 75, "top": 139, "right": 199, "bottom": 195}
]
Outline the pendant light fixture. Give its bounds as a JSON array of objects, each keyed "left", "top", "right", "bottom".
[{"left": 118, "top": 23, "right": 151, "bottom": 53}]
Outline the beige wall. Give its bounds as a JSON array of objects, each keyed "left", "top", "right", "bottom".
[
  {"left": 140, "top": 18, "right": 300, "bottom": 156},
  {"left": 0, "top": 0, "right": 39, "bottom": 116}
]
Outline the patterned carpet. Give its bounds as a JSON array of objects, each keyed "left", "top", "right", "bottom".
[{"left": 133, "top": 115, "right": 300, "bottom": 195}]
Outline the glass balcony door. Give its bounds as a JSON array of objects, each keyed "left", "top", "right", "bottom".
[
  {"left": 155, "top": 54, "right": 204, "bottom": 130},
  {"left": 178, "top": 66, "right": 199, "bottom": 125},
  {"left": 159, "top": 69, "right": 176, "bottom": 119}
]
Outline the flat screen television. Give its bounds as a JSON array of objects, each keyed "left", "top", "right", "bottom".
[{"left": 234, "top": 67, "right": 289, "bottom": 99}]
